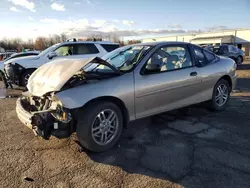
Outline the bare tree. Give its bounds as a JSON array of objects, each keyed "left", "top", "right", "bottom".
[{"left": 60, "top": 33, "right": 67, "bottom": 42}]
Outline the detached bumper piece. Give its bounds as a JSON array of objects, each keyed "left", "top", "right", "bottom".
[{"left": 16, "top": 98, "right": 73, "bottom": 139}]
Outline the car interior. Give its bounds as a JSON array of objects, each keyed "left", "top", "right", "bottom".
[{"left": 146, "top": 47, "right": 192, "bottom": 72}]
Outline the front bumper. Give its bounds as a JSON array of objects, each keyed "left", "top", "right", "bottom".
[
  {"left": 4, "top": 63, "right": 25, "bottom": 85},
  {"left": 232, "top": 75, "right": 237, "bottom": 91},
  {"left": 16, "top": 98, "right": 73, "bottom": 139}
]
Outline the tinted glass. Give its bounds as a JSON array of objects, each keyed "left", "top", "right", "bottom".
[
  {"left": 218, "top": 46, "right": 228, "bottom": 54},
  {"left": 75, "top": 44, "right": 99, "bottom": 54},
  {"left": 194, "top": 47, "right": 206, "bottom": 66},
  {"left": 100, "top": 44, "right": 120, "bottom": 52},
  {"left": 232, "top": 46, "right": 239, "bottom": 53},
  {"left": 204, "top": 50, "right": 215, "bottom": 62},
  {"left": 228, "top": 45, "right": 234, "bottom": 53}
]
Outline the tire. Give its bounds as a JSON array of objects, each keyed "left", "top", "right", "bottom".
[
  {"left": 20, "top": 69, "right": 35, "bottom": 86},
  {"left": 236, "top": 56, "right": 243, "bottom": 65},
  {"left": 76, "top": 101, "right": 123, "bottom": 152},
  {"left": 208, "top": 79, "right": 230, "bottom": 111}
]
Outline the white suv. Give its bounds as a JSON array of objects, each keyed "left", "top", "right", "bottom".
[{"left": 4, "top": 41, "right": 120, "bottom": 86}]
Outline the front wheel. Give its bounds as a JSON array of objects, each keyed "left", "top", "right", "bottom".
[
  {"left": 20, "top": 69, "right": 35, "bottom": 86},
  {"left": 76, "top": 101, "right": 123, "bottom": 152},
  {"left": 208, "top": 79, "right": 230, "bottom": 111}
]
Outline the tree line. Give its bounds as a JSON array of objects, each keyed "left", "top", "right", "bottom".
[
  {"left": 0, "top": 33, "right": 68, "bottom": 52},
  {"left": 0, "top": 33, "right": 141, "bottom": 52}
]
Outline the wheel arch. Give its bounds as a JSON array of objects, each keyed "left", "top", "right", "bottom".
[
  {"left": 19, "top": 68, "right": 37, "bottom": 85},
  {"left": 80, "top": 96, "right": 130, "bottom": 127},
  {"left": 238, "top": 55, "right": 243, "bottom": 61},
  {"left": 218, "top": 75, "right": 232, "bottom": 91}
]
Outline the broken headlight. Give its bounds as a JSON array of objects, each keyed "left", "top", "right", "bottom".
[{"left": 51, "top": 95, "right": 72, "bottom": 123}]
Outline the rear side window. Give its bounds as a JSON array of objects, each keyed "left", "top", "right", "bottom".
[
  {"left": 232, "top": 46, "right": 239, "bottom": 53},
  {"left": 100, "top": 44, "right": 120, "bottom": 52},
  {"left": 74, "top": 44, "right": 99, "bottom": 55},
  {"left": 55, "top": 45, "right": 73, "bottom": 56},
  {"left": 204, "top": 50, "right": 216, "bottom": 62},
  {"left": 218, "top": 46, "right": 228, "bottom": 54},
  {"left": 193, "top": 47, "right": 207, "bottom": 66}
]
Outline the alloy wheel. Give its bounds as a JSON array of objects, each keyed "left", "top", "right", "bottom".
[
  {"left": 215, "top": 84, "right": 229, "bottom": 107},
  {"left": 91, "top": 109, "right": 119, "bottom": 146},
  {"left": 24, "top": 73, "right": 31, "bottom": 85}
]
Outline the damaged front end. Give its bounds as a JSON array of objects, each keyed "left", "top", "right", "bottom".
[
  {"left": 16, "top": 92, "right": 74, "bottom": 139},
  {"left": 16, "top": 57, "right": 121, "bottom": 139}
]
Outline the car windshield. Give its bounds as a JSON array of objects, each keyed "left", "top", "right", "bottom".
[
  {"left": 38, "top": 43, "right": 60, "bottom": 57},
  {"left": 84, "top": 45, "right": 151, "bottom": 73}
]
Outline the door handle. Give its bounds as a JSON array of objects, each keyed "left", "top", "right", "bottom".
[{"left": 190, "top": 72, "right": 197, "bottom": 76}]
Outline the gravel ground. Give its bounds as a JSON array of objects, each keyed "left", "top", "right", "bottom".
[{"left": 0, "top": 61, "right": 250, "bottom": 188}]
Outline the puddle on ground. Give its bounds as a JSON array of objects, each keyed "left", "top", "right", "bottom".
[
  {"left": 0, "top": 88, "right": 20, "bottom": 99},
  {"left": 0, "top": 88, "right": 6, "bottom": 98}
]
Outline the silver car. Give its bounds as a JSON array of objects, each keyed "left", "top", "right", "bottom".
[{"left": 16, "top": 42, "right": 237, "bottom": 152}]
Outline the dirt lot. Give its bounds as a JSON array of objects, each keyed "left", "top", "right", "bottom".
[{"left": 0, "top": 61, "right": 250, "bottom": 188}]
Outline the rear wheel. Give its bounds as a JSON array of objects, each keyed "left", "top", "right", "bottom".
[
  {"left": 236, "top": 56, "right": 243, "bottom": 65},
  {"left": 20, "top": 69, "right": 35, "bottom": 86},
  {"left": 208, "top": 79, "right": 230, "bottom": 111},
  {"left": 76, "top": 101, "right": 123, "bottom": 152}
]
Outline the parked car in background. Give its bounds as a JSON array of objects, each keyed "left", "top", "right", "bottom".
[
  {"left": 16, "top": 42, "right": 237, "bottom": 152},
  {"left": 0, "top": 51, "right": 40, "bottom": 88},
  {"left": 204, "top": 44, "right": 245, "bottom": 65},
  {"left": 4, "top": 40, "right": 120, "bottom": 86},
  {"left": 0, "top": 51, "right": 16, "bottom": 61},
  {"left": 0, "top": 63, "right": 4, "bottom": 81},
  {"left": 4, "top": 51, "right": 40, "bottom": 62}
]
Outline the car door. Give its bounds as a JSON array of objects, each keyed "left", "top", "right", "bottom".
[
  {"left": 134, "top": 44, "right": 201, "bottom": 119},
  {"left": 191, "top": 45, "right": 221, "bottom": 102}
]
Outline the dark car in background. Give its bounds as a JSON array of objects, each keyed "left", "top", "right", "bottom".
[
  {"left": 4, "top": 51, "right": 40, "bottom": 62},
  {"left": 204, "top": 45, "right": 245, "bottom": 65}
]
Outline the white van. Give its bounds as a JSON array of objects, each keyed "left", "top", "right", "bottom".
[{"left": 4, "top": 41, "right": 120, "bottom": 86}]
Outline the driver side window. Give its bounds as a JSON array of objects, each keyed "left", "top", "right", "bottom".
[
  {"left": 55, "top": 45, "right": 73, "bottom": 56},
  {"left": 144, "top": 45, "right": 192, "bottom": 74}
]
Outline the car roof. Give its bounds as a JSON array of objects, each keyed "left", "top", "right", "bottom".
[
  {"left": 128, "top": 41, "right": 191, "bottom": 47},
  {"left": 60, "top": 41, "right": 120, "bottom": 45}
]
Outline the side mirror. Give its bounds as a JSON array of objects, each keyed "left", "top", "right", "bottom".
[
  {"left": 144, "top": 64, "right": 161, "bottom": 74},
  {"left": 47, "top": 52, "right": 57, "bottom": 59}
]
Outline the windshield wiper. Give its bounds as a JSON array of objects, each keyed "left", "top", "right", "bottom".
[
  {"left": 109, "top": 47, "right": 132, "bottom": 61},
  {"left": 82, "top": 57, "right": 122, "bottom": 75}
]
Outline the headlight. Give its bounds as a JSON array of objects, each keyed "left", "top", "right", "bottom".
[
  {"left": 51, "top": 95, "right": 72, "bottom": 123},
  {"left": 51, "top": 95, "right": 63, "bottom": 110}
]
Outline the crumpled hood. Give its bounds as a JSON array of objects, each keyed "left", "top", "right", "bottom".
[
  {"left": 4, "top": 55, "right": 39, "bottom": 65},
  {"left": 27, "top": 57, "right": 99, "bottom": 97}
]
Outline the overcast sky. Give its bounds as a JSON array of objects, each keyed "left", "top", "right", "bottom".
[{"left": 0, "top": 0, "right": 250, "bottom": 40}]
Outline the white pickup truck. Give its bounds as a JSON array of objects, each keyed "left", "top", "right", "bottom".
[{"left": 4, "top": 41, "right": 120, "bottom": 86}]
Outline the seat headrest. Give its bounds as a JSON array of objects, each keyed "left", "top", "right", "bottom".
[{"left": 167, "top": 55, "right": 179, "bottom": 63}]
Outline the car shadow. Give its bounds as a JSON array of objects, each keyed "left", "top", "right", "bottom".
[
  {"left": 235, "top": 78, "right": 250, "bottom": 91},
  {"left": 83, "top": 95, "right": 250, "bottom": 187},
  {"left": 237, "top": 63, "right": 250, "bottom": 70}
]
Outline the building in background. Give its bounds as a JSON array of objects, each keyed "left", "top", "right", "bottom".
[{"left": 142, "top": 28, "right": 250, "bottom": 57}]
